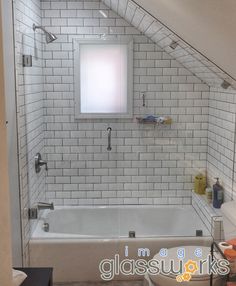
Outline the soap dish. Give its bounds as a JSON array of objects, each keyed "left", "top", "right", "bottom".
[{"left": 136, "top": 116, "right": 172, "bottom": 125}]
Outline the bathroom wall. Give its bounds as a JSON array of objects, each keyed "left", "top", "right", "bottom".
[
  {"left": 207, "top": 88, "right": 236, "bottom": 200},
  {"left": 13, "top": 0, "right": 46, "bottom": 264},
  {"left": 42, "top": 0, "right": 209, "bottom": 205},
  {"left": 100, "top": 0, "right": 236, "bottom": 203}
]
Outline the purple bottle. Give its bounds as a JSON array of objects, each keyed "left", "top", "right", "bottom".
[{"left": 213, "top": 178, "right": 224, "bottom": 209}]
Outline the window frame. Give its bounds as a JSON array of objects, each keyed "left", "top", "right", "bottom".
[{"left": 73, "top": 38, "right": 133, "bottom": 119}]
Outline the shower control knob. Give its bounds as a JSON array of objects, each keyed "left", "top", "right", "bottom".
[{"left": 35, "top": 153, "right": 48, "bottom": 173}]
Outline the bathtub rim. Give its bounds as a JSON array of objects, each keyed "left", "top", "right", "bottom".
[{"left": 31, "top": 204, "right": 211, "bottom": 239}]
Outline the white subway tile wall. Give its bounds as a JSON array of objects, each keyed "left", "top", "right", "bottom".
[
  {"left": 13, "top": 0, "right": 46, "bottom": 265},
  {"left": 207, "top": 88, "right": 236, "bottom": 200},
  {"left": 41, "top": 0, "right": 209, "bottom": 206}
]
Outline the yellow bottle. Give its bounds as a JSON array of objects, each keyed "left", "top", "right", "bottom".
[{"left": 194, "top": 174, "right": 206, "bottom": 195}]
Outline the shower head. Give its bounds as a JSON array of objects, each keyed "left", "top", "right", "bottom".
[
  {"left": 45, "top": 31, "right": 57, "bottom": 43},
  {"left": 33, "top": 24, "right": 57, "bottom": 43}
]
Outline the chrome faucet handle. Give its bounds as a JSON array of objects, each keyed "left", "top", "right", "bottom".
[
  {"left": 39, "top": 159, "right": 48, "bottom": 171},
  {"left": 35, "top": 153, "right": 48, "bottom": 173}
]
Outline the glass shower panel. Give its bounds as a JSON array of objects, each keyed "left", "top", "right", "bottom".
[{"left": 21, "top": 32, "right": 45, "bottom": 221}]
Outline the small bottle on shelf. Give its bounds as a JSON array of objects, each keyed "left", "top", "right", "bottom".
[{"left": 213, "top": 178, "right": 224, "bottom": 208}]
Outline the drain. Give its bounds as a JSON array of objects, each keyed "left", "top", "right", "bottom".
[
  {"left": 129, "top": 231, "right": 136, "bottom": 238},
  {"left": 43, "top": 223, "right": 49, "bottom": 232},
  {"left": 196, "top": 230, "right": 203, "bottom": 237}
]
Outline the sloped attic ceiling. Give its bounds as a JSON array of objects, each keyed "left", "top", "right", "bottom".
[
  {"left": 102, "top": 0, "right": 236, "bottom": 91},
  {"left": 135, "top": 0, "right": 236, "bottom": 81}
]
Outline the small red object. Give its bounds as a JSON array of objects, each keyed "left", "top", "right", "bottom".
[{"left": 227, "top": 239, "right": 236, "bottom": 250}]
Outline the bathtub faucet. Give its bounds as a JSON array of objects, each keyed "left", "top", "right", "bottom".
[
  {"left": 37, "top": 202, "right": 54, "bottom": 210},
  {"left": 28, "top": 202, "right": 54, "bottom": 220}
]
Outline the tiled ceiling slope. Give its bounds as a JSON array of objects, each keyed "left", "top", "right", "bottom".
[{"left": 102, "top": 0, "right": 236, "bottom": 90}]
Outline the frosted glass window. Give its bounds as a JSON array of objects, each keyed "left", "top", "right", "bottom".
[{"left": 74, "top": 39, "right": 133, "bottom": 118}]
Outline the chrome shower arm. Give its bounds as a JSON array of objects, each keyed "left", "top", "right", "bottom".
[
  {"left": 32, "top": 24, "right": 57, "bottom": 43},
  {"left": 33, "top": 24, "right": 47, "bottom": 33}
]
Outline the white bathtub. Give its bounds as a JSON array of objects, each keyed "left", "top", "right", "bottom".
[{"left": 29, "top": 205, "right": 212, "bottom": 283}]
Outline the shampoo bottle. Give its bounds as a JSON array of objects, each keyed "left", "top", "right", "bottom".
[{"left": 213, "top": 178, "right": 224, "bottom": 208}]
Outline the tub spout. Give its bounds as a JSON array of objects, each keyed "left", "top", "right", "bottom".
[
  {"left": 37, "top": 202, "right": 54, "bottom": 210},
  {"left": 28, "top": 202, "right": 54, "bottom": 219}
]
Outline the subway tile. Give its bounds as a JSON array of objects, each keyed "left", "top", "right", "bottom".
[
  {"left": 51, "top": 2, "right": 67, "bottom": 9},
  {"left": 44, "top": 9, "right": 60, "bottom": 17},
  {"left": 60, "top": 10, "right": 77, "bottom": 17},
  {"left": 67, "top": 2, "right": 84, "bottom": 9}
]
